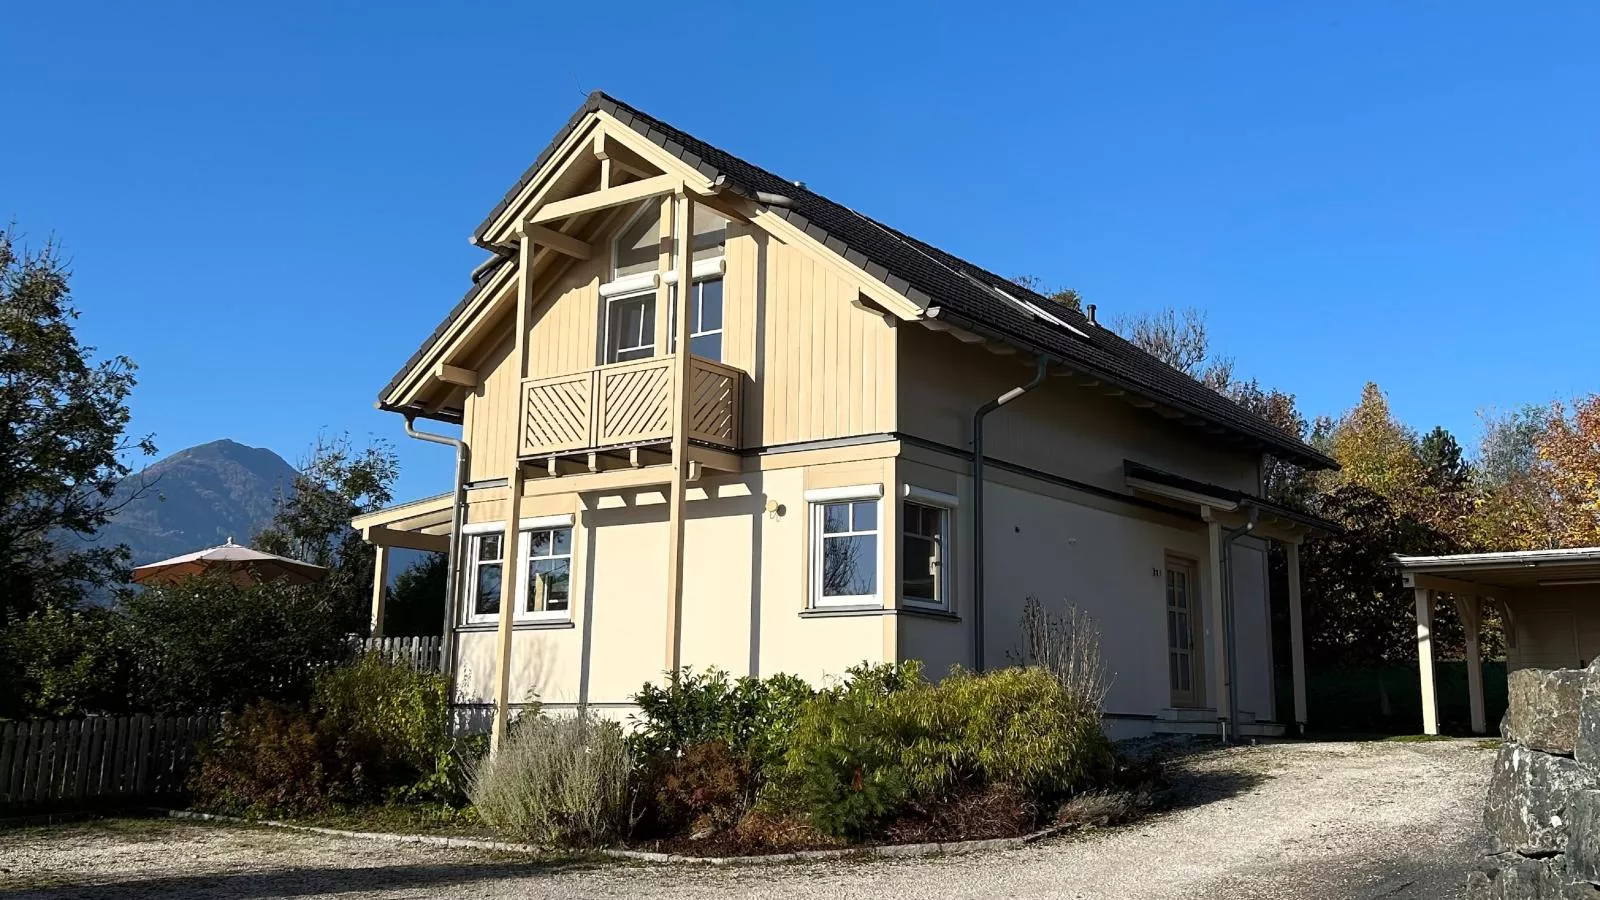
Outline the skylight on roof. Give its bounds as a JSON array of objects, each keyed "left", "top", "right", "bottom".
[{"left": 992, "top": 284, "right": 1090, "bottom": 339}]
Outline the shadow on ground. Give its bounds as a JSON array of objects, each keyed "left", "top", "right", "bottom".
[{"left": 0, "top": 857, "right": 605, "bottom": 900}]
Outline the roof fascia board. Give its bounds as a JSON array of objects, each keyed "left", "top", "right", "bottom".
[
  {"left": 480, "top": 117, "right": 608, "bottom": 247},
  {"left": 351, "top": 492, "right": 454, "bottom": 530},
  {"left": 383, "top": 262, "right": 518, "bottom": 408},
  {"left": 1126, "top": 476, "right": 1241, "bottom": 512}
]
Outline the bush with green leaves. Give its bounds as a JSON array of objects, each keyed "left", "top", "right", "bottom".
[
  {"left": 313, "top": 652, "right": 456, "bottom": 803},
  {"left": 629, "top": 667, "right": 814, "bottom": 770},
  {"left": 189, "top": 655, "right": 468, "bottom": 814},
  {"left": 767, "top": 663, "right": 1114, "bottom": 840},
  {"left": 469, "top": 713, "right": 632, "bottom": 846}
]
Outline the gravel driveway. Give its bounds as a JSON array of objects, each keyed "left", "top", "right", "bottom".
[{"left": 0, "top": 739, "right": 1494, "bottom": 900}]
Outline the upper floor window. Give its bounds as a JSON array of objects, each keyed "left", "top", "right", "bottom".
[
  {"left": 669, "top": 278, "right": 724, "bottom": 361},
  {"left": 613, "top": 204, "right": 660, "bottom": 280},
  {"left": 605, "top": 293, "right": 655, "bottom": 363}
]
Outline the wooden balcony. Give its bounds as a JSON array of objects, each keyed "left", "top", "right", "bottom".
[{"left": 518, "top": 355, "right": 742, "bottom": 473}]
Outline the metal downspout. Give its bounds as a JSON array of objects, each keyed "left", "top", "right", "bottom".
[
  {"left": 403, "top": 416, "right": 469, "bottom": 681},
  {"left": 1218, "top": 507, "right": 1258, "bottom": 742},
  {"left": 972, "top": 354, "right": 1050, "bottom": 672}
]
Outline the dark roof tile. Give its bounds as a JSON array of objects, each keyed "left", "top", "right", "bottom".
[{"left": 384, "top": 90, "right": 1334, "bottom": 470}]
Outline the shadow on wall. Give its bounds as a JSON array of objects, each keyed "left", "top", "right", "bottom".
[{"left": 1276, "top": 661, "right": 1509, "bottom": 736}]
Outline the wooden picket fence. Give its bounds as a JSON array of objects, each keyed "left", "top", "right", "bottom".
[
  {"left": 354, "top": 635, "right": 442, "bottom": 671},
  {"left": 0, "top": 715, "right": 219, "bottom": 812}
]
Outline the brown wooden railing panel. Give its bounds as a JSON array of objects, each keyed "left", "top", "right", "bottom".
[
  {"left": 520, "top": 355, "right": 743, "bottom": 459},
  {"left": 595, "top": 357, "right": 673, "bottom": 446},
  {"left": 520, "top": 371, "right": 595, "bottom": 456},
  {"left": 687, "top": 358, "right": 740, "bottom": 448}
]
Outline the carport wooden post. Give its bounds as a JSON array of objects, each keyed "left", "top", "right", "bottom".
[
  {"left": 1456, "top": 594, "right": 1487, "bottom": 734},
  {"left": 1206, "top": 518, "right": 1232, "bottom": 729},
  {"left": 368, "top": 544, "right": 390, "bottom": 638},
  {"left": 1286, "top": 540, "right": 1308, "bottom": 733},
  {"left": 1415, "top": 587, "right": 1440, "bottom": 736}
]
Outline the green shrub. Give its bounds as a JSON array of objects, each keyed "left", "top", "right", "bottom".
[
  {"left": 469, "top": 713, "right": 632, "bottom": 846},
  {"left": 629, "top": 668, "right": 813, "bottom": 764},
  {"left": 313, "top": 652, "right": 453, "bottom": 803},
  {"left": 767, "top": 664, "right": 1114, "bottom": 840},
  {"left": 189, "top": 701, "right": 331, "bottom": 816}
]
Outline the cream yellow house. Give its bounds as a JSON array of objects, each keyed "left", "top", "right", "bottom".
[{"left": 354, "top": 92, "right": 1338, "bottom": 745}]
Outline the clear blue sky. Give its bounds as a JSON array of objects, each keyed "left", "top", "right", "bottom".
[{"left": 3, "top": 3, "right": 1596, "bottom": 502}]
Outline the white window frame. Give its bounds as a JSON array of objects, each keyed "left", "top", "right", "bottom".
[
  {"left": 806, "top": 484, "right": 884, "bottom": 608},
  {"left": 461, "top": 515, "right": 576, "bottom": 625},
  {"left": 667, "top": 272, "right": 725, "bottom": 361},
  {"left": 602, "top": 289, "right": 657, "bottom": 364},
  {"left": 900, "top": 485, "right": 957, "bottom": 612}
]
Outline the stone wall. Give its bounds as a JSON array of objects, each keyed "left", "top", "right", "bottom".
[{"left": 1470, "top": 662, "right": 1600, "bottom": 898}]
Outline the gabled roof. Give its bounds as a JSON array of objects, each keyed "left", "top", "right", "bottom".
[{"left": 386, "top": 91, "right": 1336, "bottom": 471}]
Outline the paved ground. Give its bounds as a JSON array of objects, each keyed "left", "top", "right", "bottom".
[{"left": 0, "top": 739, "right": 1494, "bottom": 900}]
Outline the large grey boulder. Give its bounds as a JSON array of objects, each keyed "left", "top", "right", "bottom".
[
  {"left": 1486, "top": 743, "right": 1598, "bottom": 854},
  {"left": 1567, "top": 789, "right": 1600, "bottom": 885},
  {"left": 1466, "top": 855, "right": 1569, "bottom": 899},
  {"left": 1505, "top": 668, "right": 1588, "bottom": 756},
  {"left": 1576, "top": 659, "right": 1600, "bottom": 768}
]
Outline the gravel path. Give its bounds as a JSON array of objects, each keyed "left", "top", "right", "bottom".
[{"left": 0, "top": 739, "right": 1494, "bottom": 900}]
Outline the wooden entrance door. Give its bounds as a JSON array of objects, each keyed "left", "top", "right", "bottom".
[{"left": 1166, "top": 557, "right": 1201, "bottom": 707}]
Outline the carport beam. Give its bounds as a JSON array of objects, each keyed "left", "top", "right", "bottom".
[
  {"left": 1415, "top": 587, "right": 1440, "bottom": 736},
  {"left": 369, "top": 544, "right": 390, "bottom": 638}
]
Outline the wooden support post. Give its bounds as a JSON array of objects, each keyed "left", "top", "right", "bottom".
[
  {"left": 1415, "top": 587, "right": 1440, "bottom": 736},
  {"left": 1286, "top": 540, "right": 1308, "bottom": 733},
  {"left": 663, "top": 192, "right": 694, "bottom": 672},
  {"left": 491, "top": 231, "right": 537, "bottom": 755},
  {"left": 1458, "top": 594, "right": 1486, "bottom": 735},
  {"left": 369, "top": 544, "right": 390, "bottom": 638},
  {"left": 1206, "top": 518, "right": 1232, "bottom": 731}
]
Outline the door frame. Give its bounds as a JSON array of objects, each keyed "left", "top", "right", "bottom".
[{"left": 1164, "top": 554, "right": 1204, "bottom": 708}]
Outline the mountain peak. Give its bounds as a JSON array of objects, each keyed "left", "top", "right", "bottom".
[{"left": 102, "top": 440, "right": 300, "bottom": 565}]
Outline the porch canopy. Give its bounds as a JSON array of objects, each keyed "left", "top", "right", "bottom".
[
  {"left": 1124, "top": 461, "right": 1338, "bottom": 734},
  {"left": 1395, "top": 547, "right": 1600, "bottom": 736},
  {"left": 351, "top": 492, "right": 453, "bottom": 637}
]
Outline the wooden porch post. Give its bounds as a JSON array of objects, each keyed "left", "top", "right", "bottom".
[
  {"left": 663, "top": 191, "right": 695, "bottom": 672},
  {"left": 1206, "top": 517, "right": 1232, "bottom": 730},
  {"left": 491, "top": 230, "right": 537, "bottom": 755},
  {"left": 369, "top": 544, "right": 390, "bottom": 638},
  {"left": 1415, "top": 587, "right": 1440, "bottom": 736},
  {"left": 1286, "top": 539, "right": 1308, "bottom": 733},
  {"left": 1457, "top": 594, "right": 1486, "bottom": 735}
]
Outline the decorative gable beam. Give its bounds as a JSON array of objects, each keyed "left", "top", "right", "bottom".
[
  {"left": 434, "top": 364, "right": 478, "bottom": 388},
  {"left": 528, "top": 174, "right": 681, "bottom": 226},
  {"left": 517, "top": 223, "right": 593, "bottom": 260}
]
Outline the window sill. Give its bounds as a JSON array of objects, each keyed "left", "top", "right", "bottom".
[
  {"left": 455, "top": 620, "right": 575, "bottom": 633},
  {"left": 899, "top": 605, "right": 960, "bottom": 622},
  {"left": 799, "top": 605, "right": 889, "bottom": 619}
]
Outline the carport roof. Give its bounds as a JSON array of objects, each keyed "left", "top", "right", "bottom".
[{"left": 1394, "top": 547, "right": 1600, "bottom": 590}]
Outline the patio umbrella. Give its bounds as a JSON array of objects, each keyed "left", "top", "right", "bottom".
[{"left": 130, "top": 538, "right": 328, "bottom": 587}]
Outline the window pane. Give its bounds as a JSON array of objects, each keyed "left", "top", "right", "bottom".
[
  {"left": 526, "top": 529, "right": 550, "bottom": 558},
  {"left": 475, "top": 562, "right": 502, "bottom": 616},
  {"left": 822, "top": 534, "right": 876, "bottom": 597},
  {"left": 615, "top": 203, "right": 661, "bottom": 278},
  {"left": 606, "top": 294, "right": 655, "bottom": 363},
  {"left": 902, "top": 535, "right": 935, "bottom": 602},
  {"left": 698, "top": 279, "right": 723, "bottom": 331},
  {"left": 822, "top": 502, "right": 850, "bottom": 534},
  {"left": 546, "top": 559, "right": 570, "bottom": 611},
  {"left": 552, "top": 527, "right": 571, "bottom": 556},
  {"left": 691, "top": 210, "right": 728, "bottom": 263},
  {"left": 690, "top": 333, "right": 721, "bottom": 360},
  {"left": 479, "top": 533, "right": 502, "bottom": 561},
  {"left": 851, "top": 500, "right": 877, "bottom": 532}
]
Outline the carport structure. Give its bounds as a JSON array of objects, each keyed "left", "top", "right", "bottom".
[{"left": 1395, "top": 547, "right": 1600, "bottom": 735}]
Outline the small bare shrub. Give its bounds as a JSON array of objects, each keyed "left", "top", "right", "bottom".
[
  {"left": 469, "top": 714, "right": 632, "bottom": 846},
  {"left": 1054, "top": 788, "right": 1151, "bottom": 829},
  {"left": 1015, "top": 597, "right": 1111, "bottom": 712}
]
